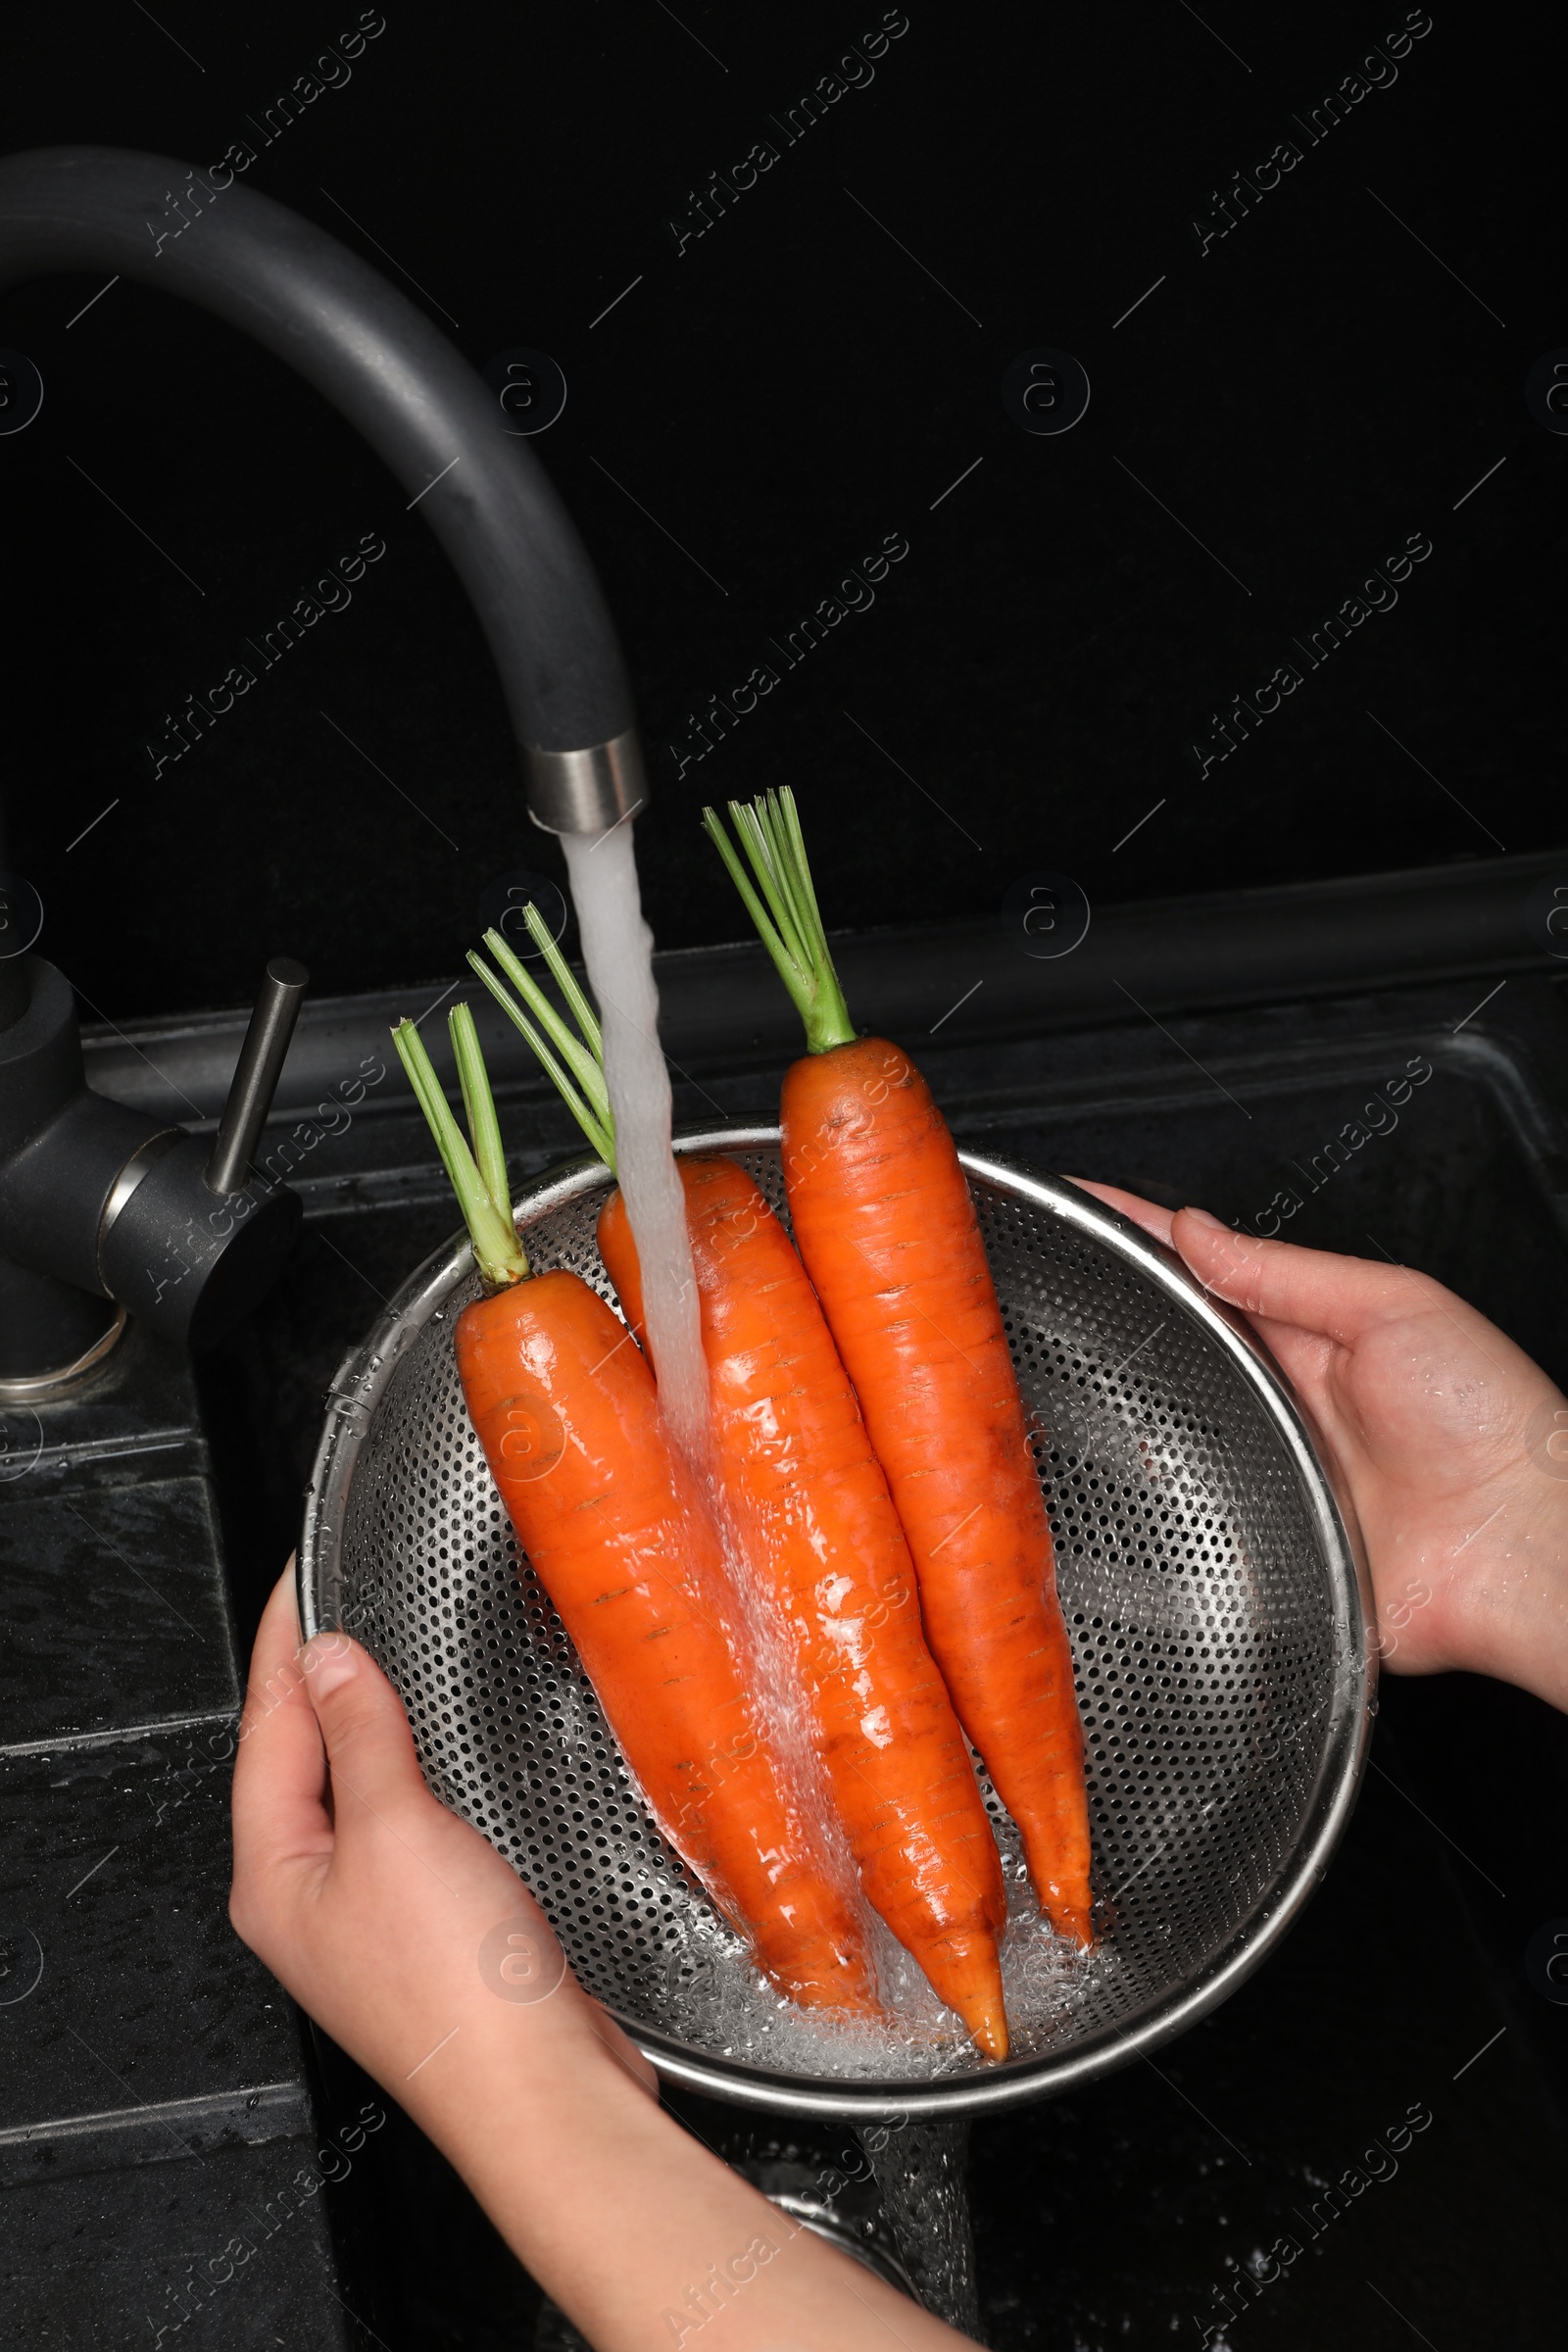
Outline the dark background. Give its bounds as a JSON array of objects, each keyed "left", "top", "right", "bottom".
[
  {"left": 0, "top": 0, "right": 1559, "bottom": 1022},
  {"left": 4, "top": 15, "right": 1567, "bottom": 2347}
]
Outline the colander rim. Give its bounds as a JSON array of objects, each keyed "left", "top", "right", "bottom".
[{"left": 299, "top": 1128, "right": 1376, "bottom": 2119}]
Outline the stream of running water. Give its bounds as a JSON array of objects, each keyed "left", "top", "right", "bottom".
[
  {"left": 560, "top": 823, "right": 709, "bottom": 1458},
  {"left": 861, "top": 2117, "right": 983, "bottom": 2340}
]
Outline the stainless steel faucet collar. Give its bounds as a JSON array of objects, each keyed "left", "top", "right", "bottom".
[{"left": 526, "top": 731, "right": 647, "bottom": 836}]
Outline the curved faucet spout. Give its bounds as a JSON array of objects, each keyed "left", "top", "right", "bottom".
[{"left": 0, "top": 145, "right": 645, "bottom": 834}]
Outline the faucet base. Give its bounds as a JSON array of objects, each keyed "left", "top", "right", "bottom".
[
  {"left": 0, "top": 1298, "right": 126, "bottom": 1402},
  {"left": 0, "top": 1253, "right": 122, "bottom": 1392}
]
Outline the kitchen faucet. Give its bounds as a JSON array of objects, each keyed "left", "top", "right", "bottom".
[{"left": 0, "top": 147, "right": 647, "bottom": 1390}]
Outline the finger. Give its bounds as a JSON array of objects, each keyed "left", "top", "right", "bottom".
[
  {"left": 1066, "top": 1183, "right": 1392, "bottom": 1352},
  {"left": 238, "top": 1556, "right": 306, "bottom": 1731},
  {"left": 231, "top": 1562, "right": 333, "bottom": 1889},
  {"left": 231, "top": 1561, "right": 328, "bottom": 1835},
  {"left": 1067, "top": 1178, "right": 1176, "bottom": 1248},
  {"left": 1168, "top": 1208, "right": 1415, "bottom": 1345},
  {"left": 301, "top": 1625, "right": 431, "bottom": 1834}
]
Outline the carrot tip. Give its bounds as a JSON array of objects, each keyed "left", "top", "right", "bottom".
[
  {"left": 1022, "top": 1847, "right": 1096, "bottom": 1948},
  {"left": 1036, "top": 1889, "right": 1095, "bottom": 1947},
  {"left": 919, "top": 1932, "right": 1010, "bottom": 2062},
  {"left": 964, "top": 1994, "right": 1010, "bottom": 2063}
]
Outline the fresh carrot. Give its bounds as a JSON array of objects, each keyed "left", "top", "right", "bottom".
[
  {"left": 469, "top": 915, "right": 1011, "bottom": 2058},
  {"left": 391, "top": 1004, "right": 876, "bottom": 2014},
  {"left": 702, "top": 793, "right": 1094, "bottom": 1944}
]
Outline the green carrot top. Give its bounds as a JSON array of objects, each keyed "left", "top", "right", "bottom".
[
  {"left": 391, "top": 1006, "right": 528, "bottom": 1290},
  {"left": 466, "top": 906, "right": 616, "bottom": 1170},
  {"left": 701, "top": 788, "right": 856, "bottom": 1055}
]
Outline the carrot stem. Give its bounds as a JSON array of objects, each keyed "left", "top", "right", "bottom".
[
  {"left": 391, "top": 1014, "right": 528, "bottom": 1290},
  {"left": 478, "top": 926, "right": 608, "bottom": 1115},
  {"left": 467, "top": 930, "right": 616, "bottom": 1170},
  {"left": 451, "top": 1001, "right": 511, "bottom": 1228},
  {"left": 523, "top": 903, "right": 604, "bottom": 1057},
  {"left": 702, "top": 790, "right": 856, "bottom": 1054}
]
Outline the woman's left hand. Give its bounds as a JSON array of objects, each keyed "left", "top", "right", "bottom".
[{"left": 229, "top": 1565, "right": 656, "bottom": 2151}]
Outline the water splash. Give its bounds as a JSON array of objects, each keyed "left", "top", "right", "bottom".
[{"left": 653, "top": 1808, "right": 1102, "bottom": 2079}]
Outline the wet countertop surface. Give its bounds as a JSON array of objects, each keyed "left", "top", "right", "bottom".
[{"left": 0, "top": 1330, "right": 351, "bottom": 2345}]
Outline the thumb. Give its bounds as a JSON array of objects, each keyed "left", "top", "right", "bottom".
[{"left": 301, "top": 1632, "right": 429, "bottom": 1824}]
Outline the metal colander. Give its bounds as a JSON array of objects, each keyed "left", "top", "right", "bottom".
[{"left": 299, "top": 1133, "right": 1374, "bottom": 2120}]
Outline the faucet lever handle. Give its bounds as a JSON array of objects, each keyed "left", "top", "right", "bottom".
[{"left": 205, "top": 956, "right": 310, "bottom": 1196}]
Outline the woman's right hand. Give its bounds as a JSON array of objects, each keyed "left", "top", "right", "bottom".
[{"left": 1074, "top": 1185, "right": 1568, "bottom": 1711}]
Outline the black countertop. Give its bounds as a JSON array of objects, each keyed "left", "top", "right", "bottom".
[{"left": 0, "top": 1329, "right": 357, "bottom": 2346}]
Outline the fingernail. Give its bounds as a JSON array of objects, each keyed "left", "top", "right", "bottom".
[
  {"left": 1179, "top": 1205, "right": 1228, "bottom": 1230},
  {"left": 303, "top": 1636, "right": 357, "bottom": 1700}
]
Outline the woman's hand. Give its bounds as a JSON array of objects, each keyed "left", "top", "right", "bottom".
[
  {"left": 230, "top": 1569, "right": 972, "bottom": 2350},
  {"left": 230, "top": 1567, "right": 657, "bottom": 2149},
  {"left": 1074, "top": 1184, "right": 1568, "bottom": 1710}
]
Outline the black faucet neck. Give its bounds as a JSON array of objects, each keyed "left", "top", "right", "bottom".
[{"left": 0, "top": 145, "right": 645, "bottom": 832}]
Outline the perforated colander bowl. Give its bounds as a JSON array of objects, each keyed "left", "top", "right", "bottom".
[{"left": 299, "top": 1132, "right": 1374, "bottom": 2119}]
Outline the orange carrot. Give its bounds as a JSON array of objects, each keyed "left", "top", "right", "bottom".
[
  {"left": 466, "top": 919, "right": 1009, "bottom": 2056},
  {"left": 704, "top": 792, "right": 1094, "bottom": 1944},
  {"left": 392, "top": 1005, "right": 876, "bottom": 2013},
  {"left": 604, "top": 1160, "right": 1009, "bottom": 2056}
]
